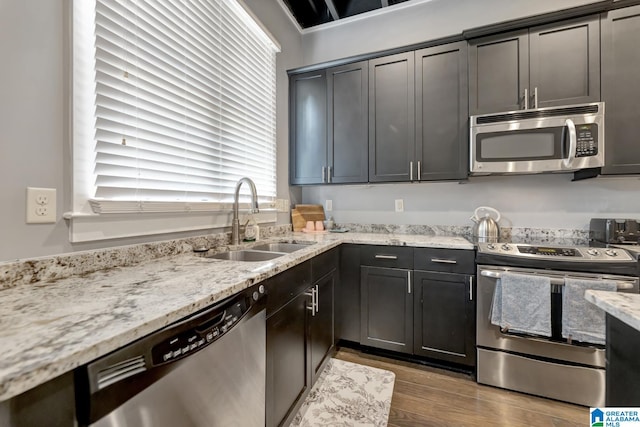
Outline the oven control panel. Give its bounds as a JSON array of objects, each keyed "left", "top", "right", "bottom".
[{"left": 478, "top": 243, "right": 635, "bottom": 262}]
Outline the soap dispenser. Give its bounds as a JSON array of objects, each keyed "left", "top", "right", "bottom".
[{"left": 244, "top": 217, "right": 259, "bottom": 241}]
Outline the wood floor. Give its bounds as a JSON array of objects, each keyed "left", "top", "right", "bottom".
[{"left": 334, "top": 347, "right": 588, "bottom": 427}]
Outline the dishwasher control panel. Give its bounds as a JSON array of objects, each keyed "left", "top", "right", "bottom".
[{"left": 151, "top": 297, "right": 248, "bottom": 366}]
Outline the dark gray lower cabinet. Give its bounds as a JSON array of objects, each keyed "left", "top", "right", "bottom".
[
  {"left": 357, "top": 246, "right": 476, "bottom": 368},
  {"left": 606, "top": 315, "right": 640, "bottom": 406},
  {"left": 310, "top": 270, "right": 335, "bottom": 383},
  {"left": 266, "top": 292, "right": 310, "bottom": 427},
  {"left": 266, "top": 251, "right": 337, "bottom": 427},
  {"left": 360, "top": 266, "right": 413, "bottom": 354},
  {"left": 413, "top": 271, "right": 475, "bottom": 367},
  {"left": 336, "top": 244, "right": 361, "bottom": 342},
  {"left": 601, "top": 5, "right": 640, "bottom": 175}
]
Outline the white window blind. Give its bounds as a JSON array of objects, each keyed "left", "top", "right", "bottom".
[{"left": 86, "top": 0, "right": 278, "bottom": 213}]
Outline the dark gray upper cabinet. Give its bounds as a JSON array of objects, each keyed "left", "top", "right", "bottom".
[
  {"left": 327, "top": 61, "right": 369, "bottom": 183},
  {"left": 469, "top": 15, "right": 600, "bottom": 115},
  {"left": 289, "top": 64, "right": 368, "bottom": 185},
  {"left": 415, "top": 42, "right": 469, "bottom": 181},
  {"left": 529, "top": 16, "right": 600, "bottom": 108},
  {"left": 368, "top": 52, "right": 415, "bottom": 182},
  {"left": 289, "top": 70, "right": 327, "bottom": 185},
  {"left": 468, "top": 30, "right": 529, "bottom": 115},
  {"left": 601, "top": 5, "right": 640, "bottom": 175}
]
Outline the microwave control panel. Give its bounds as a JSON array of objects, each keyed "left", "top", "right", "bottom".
[{"left": 575, "top": 123, "right": 598, "bottom": 157}]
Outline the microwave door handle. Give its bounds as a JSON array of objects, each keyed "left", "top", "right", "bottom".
[{"left": 563, "top": 118, "right": 577, "bottom": 168}]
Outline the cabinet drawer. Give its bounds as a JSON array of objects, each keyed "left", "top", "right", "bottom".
[
  {"left": 414, "top": 248, "right": 474, "bottom": 274},
  {"left": 265, "top": 261, "right": 312, "bottom": 317},
  {"left": 360, "top": 245, "right": 413, "bottom": 269}
]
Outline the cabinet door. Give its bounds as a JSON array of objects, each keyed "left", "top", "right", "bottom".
[
  {"left": 529, "top": 15, "right": 600, "bottom": 108},
  {"left": 327, "top": 62, "right": 369, "bottom": 183},
  {"left": 360, "top": 266, "right": 413, "bottom": 353},
  {"left": 606, "top": 315, "right": 640, "bottom": 406},
  {"left": 309, "top": 271, "right": 335, "bottom": 383},
  {"left": 413, "top": 271, "right": 475, "bottom": 366},
  {"left": 289, "top": 70, "right": 327, "bottom": 185},
  {"left": 415, "top": 42, "right": 468, "bottom": 181},
  {"left": 468, "top": 29, "right": 529, "bottom": 115},
  {"left": 368, "top": 52, "right": 415, "bottom": 182},
  {"left": 337, "top": 245, "right": 361, "bottom": 343},
  {"left": 601, "top": 5, "right": 640, "bottom": 175},
  {"left": 266, "top": 293, "right": 310, "bottom": 427}
]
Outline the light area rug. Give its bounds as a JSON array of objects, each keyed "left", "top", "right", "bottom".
[{"left": 290, "top": 358, "right": 396, "bottom": 427}]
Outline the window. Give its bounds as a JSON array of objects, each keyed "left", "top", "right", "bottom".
[{"left": 71, "top": 0, "right": 279, "bottom": 241}]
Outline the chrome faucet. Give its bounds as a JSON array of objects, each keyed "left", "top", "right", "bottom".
[{"left": 231, "top": 177, "right": 259, "bottom": 245}]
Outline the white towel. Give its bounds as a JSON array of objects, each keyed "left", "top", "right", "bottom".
[
  {"left": 562, "top": 278, "right": 616, "bottom": 345},
  {"left": 490, "top": 272, "right": 552, "bottom": 337}
]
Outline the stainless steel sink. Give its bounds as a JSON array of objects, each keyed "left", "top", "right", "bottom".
[
  {"left": 205, "top": 250, "right": 285, "bottom": 262},
  {"left": 250, "top": 242, "right": 314, "bottom": 253}
]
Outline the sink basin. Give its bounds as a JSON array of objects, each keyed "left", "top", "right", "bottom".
[
  {"left": 251, "top": 242, "right": 314, "bottom": 253},
  {"left": 205, "top": 250, "right": 284, "bottom": 262}
]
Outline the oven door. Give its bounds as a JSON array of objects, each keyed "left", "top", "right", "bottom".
[
  {"left": 470, "top": 107, "right": 604, "bottom": 174},
  {"left": 476, "top": 265, "right": 638, "bottom": 367}
]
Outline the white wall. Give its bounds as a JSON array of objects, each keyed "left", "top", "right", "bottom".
[
  {"left": 0, "top": 0, "right": 302, "bottom": 262},
  {"left": 304, "top": 175, "right": 640, "bottom": 230},
  {"left": 301, "top": 0, "right": 603, "bottom": 64},
  {"left": 299, "top": 0, "right": 640, "bottom": 230}
]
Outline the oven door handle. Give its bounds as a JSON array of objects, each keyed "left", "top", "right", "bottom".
[{"left": 479, "top": 269, "right": 635, "bottom": 290}]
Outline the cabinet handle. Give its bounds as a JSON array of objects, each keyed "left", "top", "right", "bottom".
[
  {"left": 407, "top": 271, "right": 412, "bottom": 294},
  {"left": 314, "top": 284, "right": 319, "bottom": 313},
  {"left": 469, "top": 276, "right": 473, "bottom": 301},
  {"left": 410, "top": 161, "right": 414, "bottom": 181},
  {"left": 417, "top": 160, "right": 421, "bottom": 181},
  {"left": 305, "top": 288, "right": 316, "bottom": 316},
  {"left": 374, "top": 254, "right": 398, "bottom": 260},
  {"left": 327, "top": 166, "right": 332, "bottom": 183},
  {"left": 523, "top": 88, "right": 529, "bottom": 110},
  {"left": 533, "top": 87, "right": 538, "bottom": 109},
  {"left": 321, "top": 166, "right": 326, "bottom": 183},
  {"left": 430, "top": 258, "right": 457, "bottom": 264}
]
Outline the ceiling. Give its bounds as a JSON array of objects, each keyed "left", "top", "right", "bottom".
[{"left": 280, "top": 0, "right": 413, "bottom": 29}]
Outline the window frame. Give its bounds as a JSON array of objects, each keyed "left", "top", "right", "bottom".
[{"left": 68, "top": 0, "right": 280, "bottom": 243}]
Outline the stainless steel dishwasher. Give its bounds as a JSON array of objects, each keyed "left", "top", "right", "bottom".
[{"left": 75, "top": 284, "right": 266, "bottom": 427}]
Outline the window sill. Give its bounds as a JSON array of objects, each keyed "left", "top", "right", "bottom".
[{"left": 65, "top": 209, "right": 277, "bottom": 243}]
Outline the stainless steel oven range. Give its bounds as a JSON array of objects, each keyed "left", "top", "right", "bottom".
[{"left": 476, "top": 242, "right": 638, "bottom": 407}]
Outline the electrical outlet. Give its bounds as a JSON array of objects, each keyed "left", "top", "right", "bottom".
[
  {"left": 26, "top": 187, "right": 56, "bottom": 224},
  {"left": 395, "top": 199, "right": 404, "bottom": 212},
  {"left": 325, "top": 199, "right": 332, "bottom": 212}
]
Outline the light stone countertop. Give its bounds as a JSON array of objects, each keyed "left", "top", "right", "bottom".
[
  {"left": 586, "top": 290, "right": 640, "bottom": 333},
  {"left": 0, "top": 231, "right": 472, "bottom": 402}
]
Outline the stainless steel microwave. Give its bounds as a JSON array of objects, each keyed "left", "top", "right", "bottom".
[{"left": 470, "top": 102, "right": 604, "bottom": 175}]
